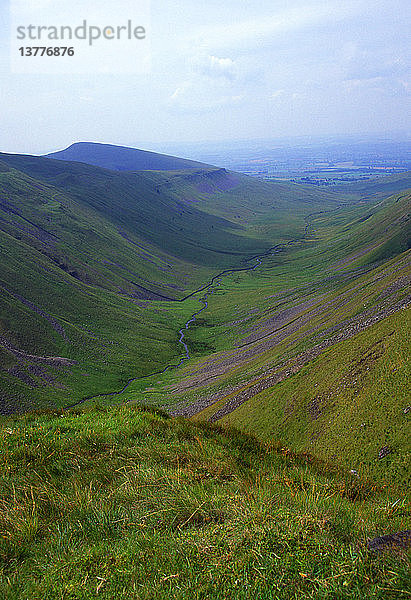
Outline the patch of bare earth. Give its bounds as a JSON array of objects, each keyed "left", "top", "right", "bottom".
[{"left": 0, "top": 335, "right": 76, "bottom": 389}]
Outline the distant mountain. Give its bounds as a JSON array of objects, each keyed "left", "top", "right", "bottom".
[{"left": 46, "top": 142, "right": 210, "bottom": 172}]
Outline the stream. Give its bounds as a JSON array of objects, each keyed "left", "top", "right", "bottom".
[{"left": 65, "top": 209, "right": 332, "bottom": 410}]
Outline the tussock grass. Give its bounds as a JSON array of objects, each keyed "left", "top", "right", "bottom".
[{"left": 0, "top": 405, "right": 409, "bottom": 599}]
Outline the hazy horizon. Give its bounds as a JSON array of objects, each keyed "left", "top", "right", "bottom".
[
  {"left": 1, "top": 0, "right": 410, "bottom": 154},
  {"left": 31, "top": 130, "right": 411, "bottom": 159}
]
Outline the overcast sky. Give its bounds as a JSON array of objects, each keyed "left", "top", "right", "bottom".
[{"left": 0, "top": 0, "right": 410, "bottom": 154}]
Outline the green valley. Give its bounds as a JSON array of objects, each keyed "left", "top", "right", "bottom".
[
  {"left": 0, "top": 149, "right": 349, "bottom": 412},
  {"left": 0, "top": 143, "right": 409, "bottom": 599}
]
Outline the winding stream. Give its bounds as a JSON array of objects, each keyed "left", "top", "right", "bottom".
[{"left": 65, "top": 209, "right": 332, "bottom": 410}]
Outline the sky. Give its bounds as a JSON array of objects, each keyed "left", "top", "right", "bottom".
[{"left": 0, "top": 0, "right": 410, "bottom": 154}]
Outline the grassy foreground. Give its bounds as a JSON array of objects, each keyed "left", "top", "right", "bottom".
[{"left": 0, "top": 404, "right": 409, "bottom": 599}]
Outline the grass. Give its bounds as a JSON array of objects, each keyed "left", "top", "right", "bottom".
[
  {"left": 131, "top": 191, "right": 410, "bottom": 488},
  {"left": 2, "top": 152, "right": 405, "bottom": 416},
  {"left": 216, "top": 308, "right": 410, "bottom": 488},
  {"left": 0, "top": 404, "right": 409, "bottom": 599},
  {"left": 0, "top": 152, "right": 345, "bottom": 411},
  {"left": 0, "top": 158, "right": 410, "bottom": 598}
]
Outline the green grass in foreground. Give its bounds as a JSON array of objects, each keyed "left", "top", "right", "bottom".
[{"left": 0, "top": 405, "right": 409, "bottom": 599}]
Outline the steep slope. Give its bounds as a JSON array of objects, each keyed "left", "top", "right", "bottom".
[
  {"left": 46, "top": 141, "right": 209, "bottom": 171},
  {"left": 133, "top": 190, "right": 410, "bottom": 486},
  {"left": 0, "top": 153, "right": 343, "bottom": 277},
  {"left": 1, "top": 144, "right": 409, "bottom": 480},
  {"left": 0, "top": 151, "right": 344, "bottom": 412},
  {"left": 0, "top": 404, "right": 409, "bottom": 599}
]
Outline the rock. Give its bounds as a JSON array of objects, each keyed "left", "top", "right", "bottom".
[
  {"left": 368, "top": 530, "right": 411, "bottom": 553},
  {"left": 378, "top": 446, "right": 392, "bottom": 460}
]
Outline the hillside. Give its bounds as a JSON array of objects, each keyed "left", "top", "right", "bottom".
[
  {"left": 330, "top": 171, "right": 411, "bottom": 200},
  {"left": 0, "top": 145, "right": 409, "bottom": 485},
  {"left": 0, "top": 404, "right": 409, "bottom": 599},
  {"left": 0, "top": 150, "right": 342, "bottom": 413},
  {"left": 0, "top": 145, "right": 410, "bottom": 597},
  {"left": 120, "top": 189, "right": 410, "bottom": 488},
  {"left": 46, "top": 142, "right": 209, "bottom": 171},
  {"left": 0, "top": 153, "right": 343, "bottom": 278}
]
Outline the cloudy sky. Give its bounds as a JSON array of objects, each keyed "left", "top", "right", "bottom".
[{"left": 0, "top": 0, "right": 410, "bottom": 154}]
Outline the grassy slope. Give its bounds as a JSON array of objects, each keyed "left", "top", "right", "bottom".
[
  {"left": 0, "top": 152, "right": 344, "bottom": 411},
  {"left": 330, "top": 172, "right": 411, "bottom": 200},
  {"left": 0, "top": 163, "right": 190, "bottom": 411},
  {"left": 0, "top": 154, "right": 344, "bottom": 284},
  {"left": 0, "top": 156, "right": 262, "bottom": 275},
  {"left": 0, "top": 152, "right": 409, "bottom": 598},
  {"left": 219, "top": 306, "right": 410, "bottom": 488},
  {"left": 0, "top": 404, "right": 409, "bottom": 600},
  {"left": 0, "top": 149, "right": 409, "bottom": 484},
  {"left": 136, "top": 191, "right": 410, "bottom": 487}
]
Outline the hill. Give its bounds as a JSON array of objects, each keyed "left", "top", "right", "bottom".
[
  {"left": 123, "top": 189, "right": 410, "bottom": 488},
  {"left": 0, "top": 151, "right": 342, "bottom": 413},
  {"left": 0, "top": 404, "right": 409, "bottom": 599},
  {"left": 330, "top": 171, "right": 411, "bottom": 200},
  {"left": 0, "top": 146, "right": 409, "bottom": 485},
  {"left": 46, "top": 142, "right": 210, "bottom": 171},
  {"left": 0, "top": 146, "right": 409, "bottom": 597}
]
